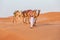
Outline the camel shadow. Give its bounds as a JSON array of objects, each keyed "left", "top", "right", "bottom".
[{"left": 34, "top": 23, "right": 60, "bottom": 27}]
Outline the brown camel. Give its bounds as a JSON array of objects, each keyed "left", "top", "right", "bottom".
[{"left": 22, "top": 10, "right": 33, "bottom": 23}]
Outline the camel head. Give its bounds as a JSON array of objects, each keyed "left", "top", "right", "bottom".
[{"left": 37, "top": 10, "right": 40, "bottom": 17}]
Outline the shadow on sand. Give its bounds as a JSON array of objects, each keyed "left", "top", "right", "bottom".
[{"left": 34, "top": 23, "right": 60, "bottom": 28}]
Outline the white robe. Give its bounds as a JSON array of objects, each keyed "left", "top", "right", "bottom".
[{"left": 29, "top": 17, "right": 35, "bottom": 27}]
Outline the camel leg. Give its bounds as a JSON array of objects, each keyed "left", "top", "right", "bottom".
[
  {"left": 22, "top": 17, "right": 26, "bottom": 23},
  {"left": 33, "top": 18, "right": 37, "bottom": 26},
  {"left": 26, "top": 17, "right": 30, "bottom": 24},
  {"left": 13, "top": 17, "right": 16, "bottom": 24}
]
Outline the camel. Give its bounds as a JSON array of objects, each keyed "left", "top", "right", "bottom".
[
  {"left": 22, "top": 9, "right": 40, "bottom": 28},
  {"left": 13, "top": 10, "right": 22, "bottom": 24},
  {"left": 22, "top": 10, "right": 29, "bottom": 23},
  {"left": 22, "top": 10, "right": 32, "bottom": 24}
]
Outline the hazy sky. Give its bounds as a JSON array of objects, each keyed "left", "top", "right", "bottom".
[{"left": 0, "top": 0, "right": 60, "bottom": 17}]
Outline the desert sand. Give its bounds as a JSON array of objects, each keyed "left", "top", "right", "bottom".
[{"left": 0, "top": 12, "right": 60, "bottom": 40}]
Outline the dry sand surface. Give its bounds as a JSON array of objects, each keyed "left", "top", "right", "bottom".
[{"left": 0, "top": 12, "right": 60, "bottom": 40}]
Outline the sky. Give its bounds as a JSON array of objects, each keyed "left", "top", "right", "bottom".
[{"left": 0, "top": 0, "right": 60, "bottom": 17}]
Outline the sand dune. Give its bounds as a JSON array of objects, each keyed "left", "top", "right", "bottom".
[{"left": 0, "top": 12, "right": 60, "bottom": 40}]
